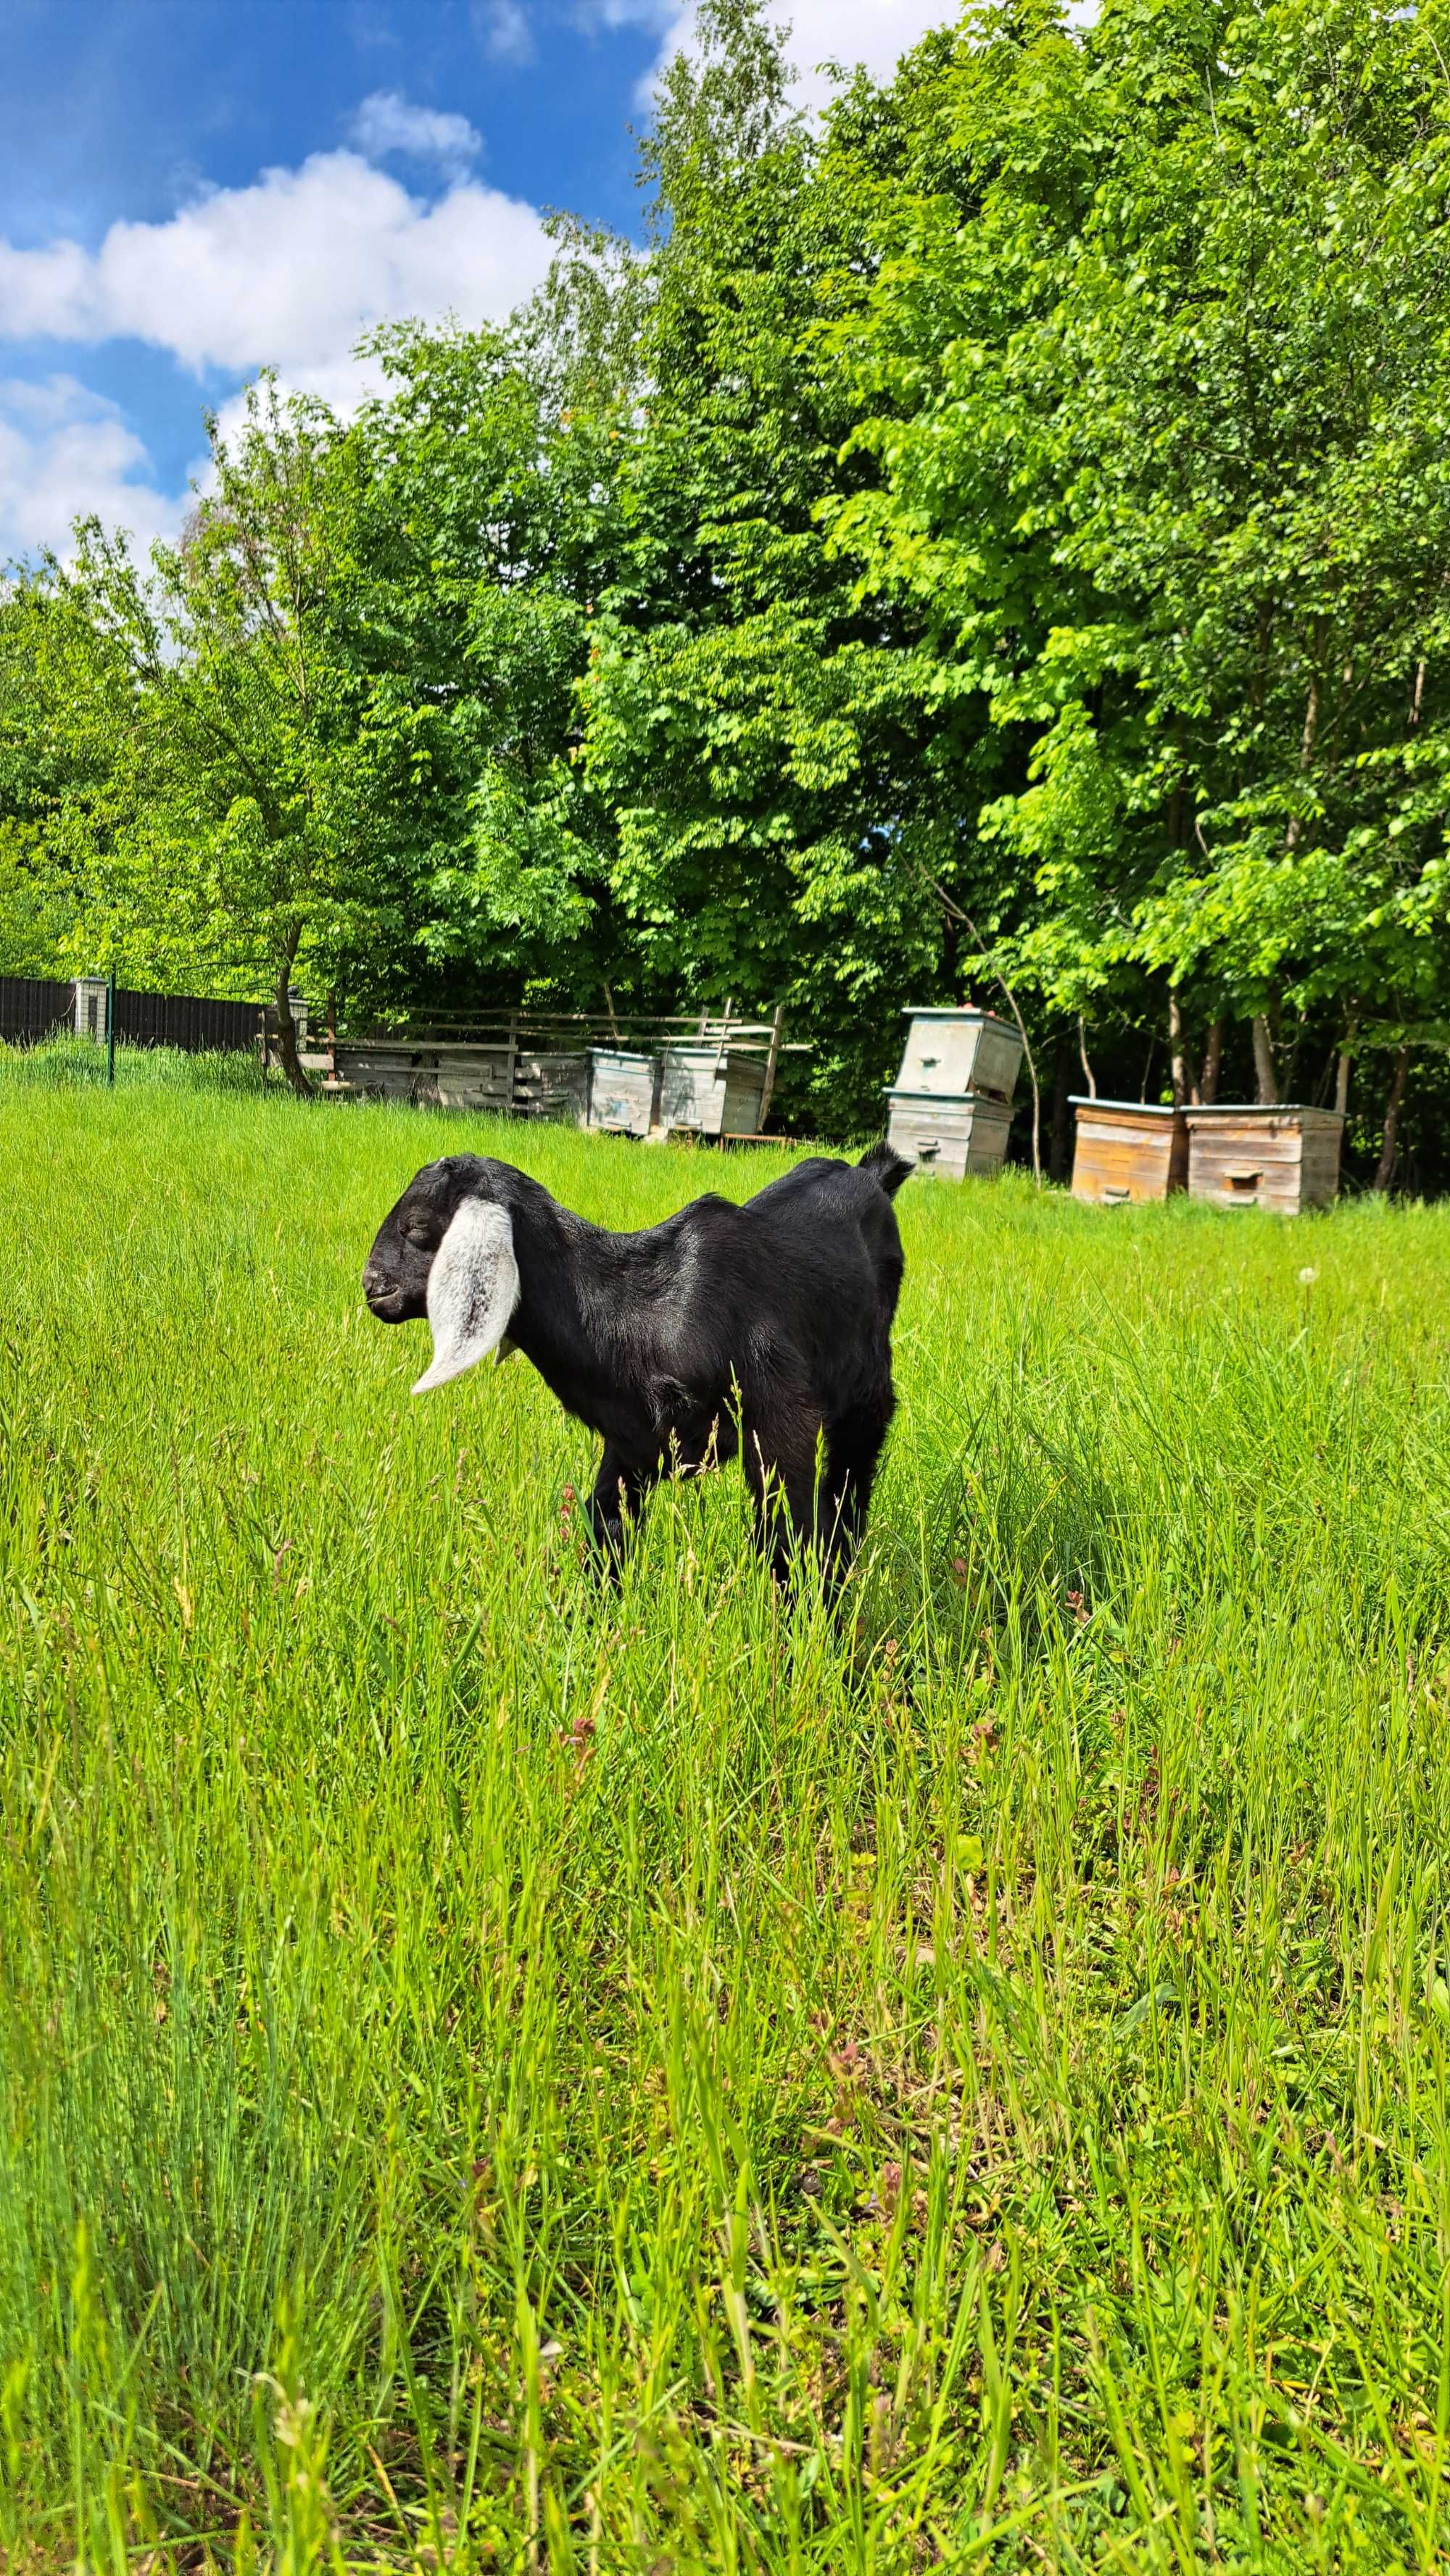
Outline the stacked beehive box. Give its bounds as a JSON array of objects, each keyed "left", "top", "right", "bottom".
[
  {"left": 1070, "top": 1099, "right": 1189, "bottom": 1204},
  {"left": 884, "top": 1008, "right": 1023, "bottom": 1180}
]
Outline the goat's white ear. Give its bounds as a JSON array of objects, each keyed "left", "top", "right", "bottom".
[{"left": 412, "top": 1199, "right": 519, "bottom": 1395}]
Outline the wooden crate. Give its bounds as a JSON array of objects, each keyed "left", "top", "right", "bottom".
[
  {"left": 1185, "top": 1106, "right": 1343, "bottom": 1213},
  {"left": 1070, "top": 1099, "right": 1188, "bottom": 1205},
  {"left": 334, "top": 1039, "right": 588, "bottom": 1122},
  {"left": 512, "top": 1052, "right": 590, "bottom": 1125},
  {"left": 431, "top": 1045, "right": 512, "bottom": 1110},
  {"left": 334, "top": 1042, "right": 436, "bottom": 1102},
  {"left": 660, "top": 1045, "right": 767, "bottom": 1139},
  {"left": 886, "top": 1088, "right": 1014, "bottom": 1181},
  {"left": 896, "top": 1008, "right": 1023, "bottom": 1103},
  {"left": 587, "top": 1047, "right": 659, "bottom": 1137}
]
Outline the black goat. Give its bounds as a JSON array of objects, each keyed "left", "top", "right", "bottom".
[{"left": 363, "top": 1144, "right": 911, "bottom": 1577}]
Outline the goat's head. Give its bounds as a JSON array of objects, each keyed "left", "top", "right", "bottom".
[{"left": 363, "top": 1157, "right": 520, "bottom": 1395}]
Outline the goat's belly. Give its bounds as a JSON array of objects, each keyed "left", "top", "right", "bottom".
[
  {"left": 671, "top": 1413, "right": 739, "bottom": 1474},
  {"left": 650, "top": 1382, "right": 740, "bottom": 1474}
]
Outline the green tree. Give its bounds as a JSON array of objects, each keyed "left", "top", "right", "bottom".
[
  {"left": 12, "top": 383, "right": 416, "bottom": 1087},
  {"left": 580, "top": 0, "right": 1009, "bottom": 1126},
  {"left": 827, "top": 0, "right": 1450, "bottom": 1150},
  {"left": 338, "top": 304, "right": 633, "bottom": 1018}
]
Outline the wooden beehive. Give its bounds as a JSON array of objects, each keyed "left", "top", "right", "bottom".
[
  {"left": 333, "top": 1041, "right": 439, "bottom": 1103},
  {"left": 431, "top": 1045, "right": 513, "bottom": 1110},
  {"left": 1070, "top": 1098, "right": 1189, "bottom": 1205},
  {"left": 896, "top": 1008, "right": 1023, "bottom": 1103},
  {"left": 332, "top": 1040, "right": 590, "bottom": 1123},
  {"left": 659, "top": 1044, "right": 767, "bottom": 1139},
  {"left": 886, "top": 1088, "right": 1014, "bottom": 1181},
  {"left": 587, "top": 1047, "right": 659, "bottom": 1137},
  {"left": 1185, "top": 1106, "right": 1343, "bottom": 1213},
  {"left": 511, "top": 1051, "right": 591, "bottom": 1125}
]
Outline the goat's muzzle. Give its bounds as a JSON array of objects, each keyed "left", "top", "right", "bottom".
[{"left": 362, "top": 1264, "right": 407, "bottom": 1321}]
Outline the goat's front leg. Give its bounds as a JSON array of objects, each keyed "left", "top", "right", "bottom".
[
  {"left": 742, "top": 1410, "right": 823, "bottom": 1583},
  {"left": 586, "top": 1443, "right": 657, "bottom": 1576}
]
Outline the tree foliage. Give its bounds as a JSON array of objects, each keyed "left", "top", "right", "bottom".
[
  {"left": 831, "top": 0, "right": 1450, "bottom": 1102},
  {"left": 4, "top": 0, "right": 1450, "bottom": 1167}
]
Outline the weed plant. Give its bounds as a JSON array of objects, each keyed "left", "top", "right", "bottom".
[{"left": 1, "top": 1047, "right": 1448, "bottom": 2570}]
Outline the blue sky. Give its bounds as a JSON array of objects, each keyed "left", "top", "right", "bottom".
[{"left": 0, "top": 0, "right": 944, "bottom": 562}]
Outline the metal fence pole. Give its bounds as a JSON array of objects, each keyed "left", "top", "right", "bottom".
[{"left": 107, "top": 968, "right": 116, "bottom": 1087}]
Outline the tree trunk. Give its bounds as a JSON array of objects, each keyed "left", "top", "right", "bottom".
[
  {"left": 1168, "top": 990, "right": 1196, "bottom": 1110},
  {"left": 1019, "top": 1019, "right": 1043, "bottom": 1185},
  {"left": 1077, "top": 1015, "right": 1097, "bottom": 1100},
  {"left": 982, "top": 961, "right": 1040, "bottom": 1182},
  {"left": 1048, "top": 1030, "right": 1073, "bottom": 1181},
  {"left": 1334, "top": 1017, "right": 1357, "bottom": 1119},
  {"left": 274, "top": 956, "right": 312, "bottom": 1099},
  {"left": 1251, "top": 1013, "right": 1277, "bottom": 1105},
  {"left": 1372, "top": 1044, "right": 1410, "bottom": 1193},
  {"left": 1200, "top": 1017, "right": 1223, "bottom": 1105}
]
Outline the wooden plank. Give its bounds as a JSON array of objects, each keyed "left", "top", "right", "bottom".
[
  {"left": 758, "top": 1002, "right": 785, "bottom": 1129},
  {"left": 1190, "top": 1138, "right": 1304, "bottom": 1171}
]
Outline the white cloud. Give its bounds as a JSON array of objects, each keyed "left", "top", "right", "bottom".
[
  {"left": 614, "top": 0, "right": 953, "bottom": 110},
  {"left": 473, "top": 0, "right": 536, "bottom": 63},
  {"left": 348, "top": 91, "right": 483, "bottom": 176},
  {"left": 779, "top": 0, "right": 956, "bottom": 95},
  {"left": 0, "top": 141, "right": 552, "bottom": 379},
  {"left": 0, "top": 115, "right": 554, "bottom": 554},
  {"left": 0, "top": 375, "right": 189, "bottom": 562}
]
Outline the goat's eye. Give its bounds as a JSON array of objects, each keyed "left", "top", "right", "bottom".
[{"left": 406, "top": 1223, "right": 434, "bottom": 1249}]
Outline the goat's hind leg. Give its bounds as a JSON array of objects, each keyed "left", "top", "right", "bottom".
[
  {"left": 586, "top": 1443, "right": 657, "bottom": 1577},
  {"left": 821, "top": 1397, "right": 892, "bottom": 1584}
]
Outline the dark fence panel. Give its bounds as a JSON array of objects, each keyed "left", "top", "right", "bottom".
[
  {"left": 0, "top": 976, "right": 263, "bottom": 1053},
  {"left": 110, "top": 986, "right": 261, "bottom": 1052},
  {"left": 0, "top": 976, "right": 75, "bottom": 1044}
]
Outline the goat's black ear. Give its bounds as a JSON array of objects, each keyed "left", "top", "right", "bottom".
[{"left": 413, "top": 1200, "right": 520, "bottom": 1394}]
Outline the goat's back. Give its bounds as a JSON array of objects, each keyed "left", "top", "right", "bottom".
[
  {"left": 744, "top": 1155, "right": 905, "bottom": 1305},
  {"left": 660, "top": 1155, "right": 906, "bottom": 1412}
]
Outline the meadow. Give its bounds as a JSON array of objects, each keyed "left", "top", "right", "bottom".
[{"left": 2, "top": 1044, "right": 1449, "bottom": 2574}]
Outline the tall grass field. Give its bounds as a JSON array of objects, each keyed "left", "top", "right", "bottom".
[{"left": 3, "top": 1045, "right": 1449, "bottom": 2573}]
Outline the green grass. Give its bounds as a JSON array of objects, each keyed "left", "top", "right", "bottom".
[{"left": 2, "top": 1046, "right": 1449, "bottom": 2573}]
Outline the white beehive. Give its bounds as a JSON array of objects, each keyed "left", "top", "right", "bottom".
[
  {"left": 895, "top": 1007, "right": 1022, "bottom": 1102},
  {"left": 587, "top": 1048, "right": 660, "bottom": 1137},
  {"left": 885, "top": 1089, "right": 1014, "bottom": 1181},
  {"left": 659, "top": 1045, "right": 768, "bottom": 1139}
]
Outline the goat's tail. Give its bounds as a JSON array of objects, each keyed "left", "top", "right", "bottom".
[{"left": 858, "top": 1139, "right": 913, "bottom": 1197}]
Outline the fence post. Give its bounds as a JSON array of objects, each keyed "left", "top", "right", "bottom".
[
  {"left": 75, "top": 973, "right": 109, "bottom": 1043},
  {"left": 758, "top": 1003, "right": 785, "bottom": 1130},
  {"left": 107, "top": 969, "right": 115, "bottom": 1087}
]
